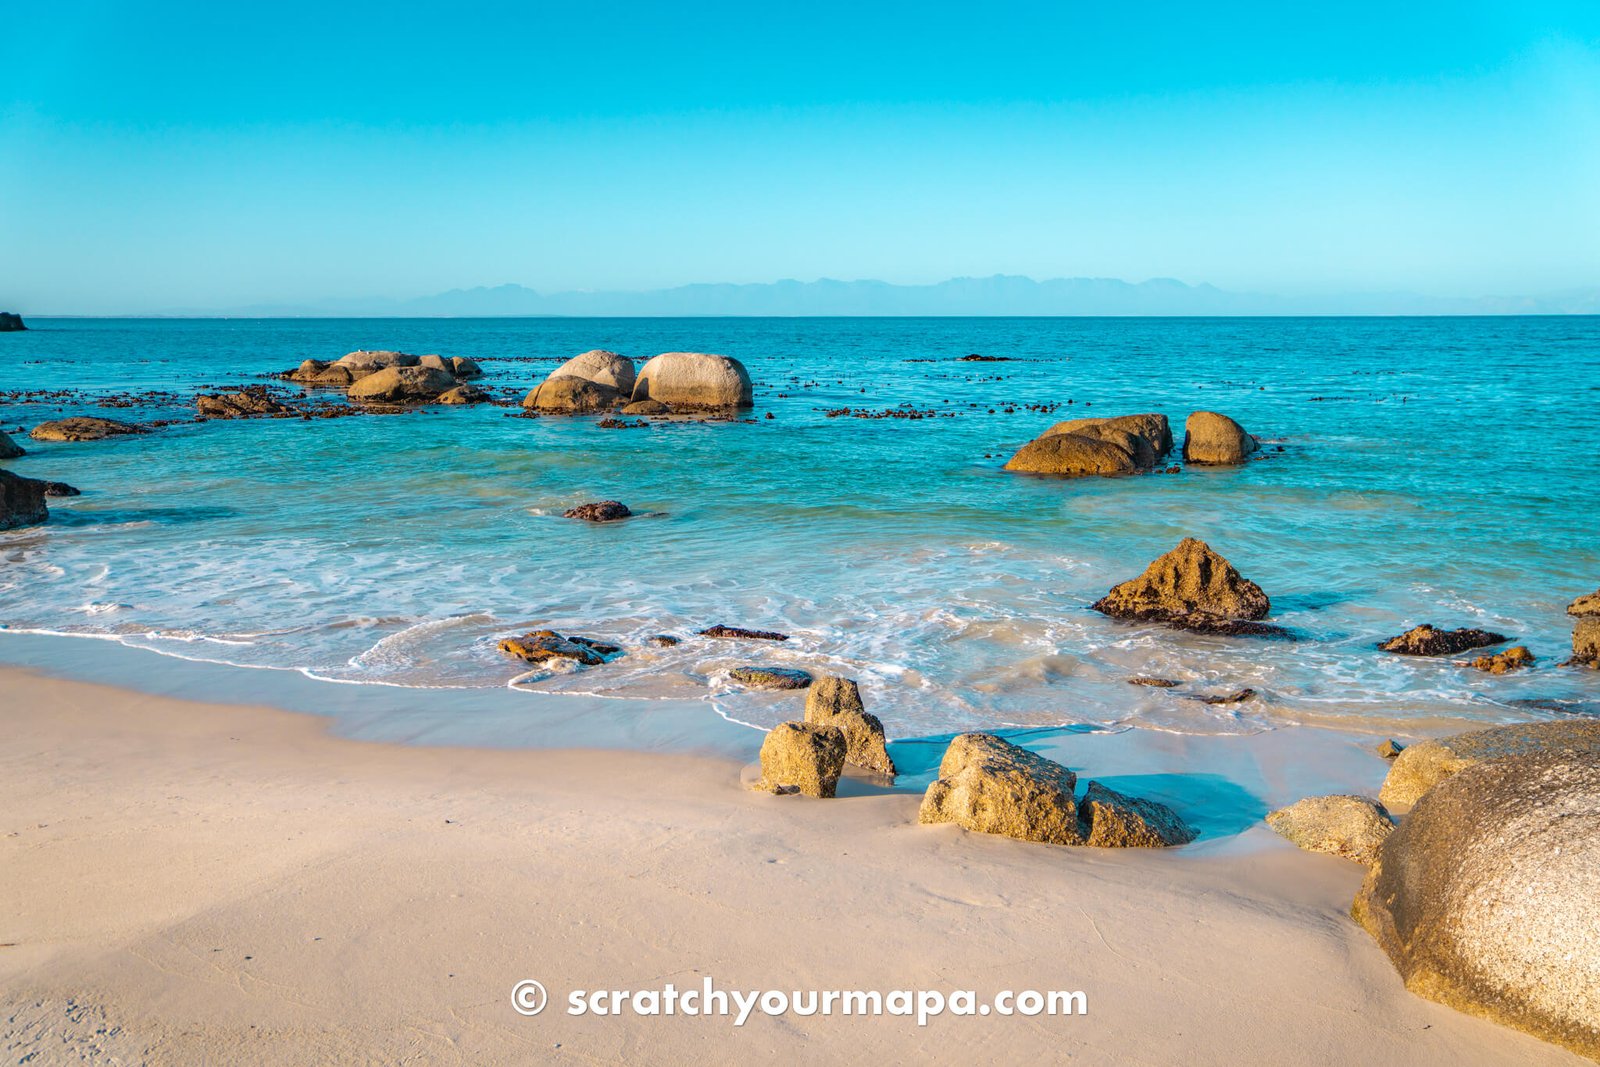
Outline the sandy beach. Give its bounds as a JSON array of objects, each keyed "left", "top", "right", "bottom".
[{"left": 0, "top": 667, "right": 1583, "bottom": 1065}]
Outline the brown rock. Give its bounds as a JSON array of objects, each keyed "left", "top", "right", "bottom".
[
  {"left": 497, "top": 630, "right": 609, "bottom": 667},
  {"left": 729, "top": 666, "right": 812, "bottom": 690},
  {"left": 347, "top": 366, "right": 458, "bottom": 404},
  {"left": 1002, "top": 432, "right": 1138, "bottom": 476},
  {"left": 436, "top": 384, "right": 490, "bottom": 404},
  {"left": 647, "top": 634, "right": 681, "bottom": 647},
  {"left": 1378, "top": 718, "right": 1600, "bottom": 807},
  {"left": 563, "top": 500, "right": 631, "bottom": 522},
  {"left": 286, "top": 359, "right": 360, "bottom": 386},
  {"left": 1571, "top": 618, "right": 1600, "bottom": 668},
  {"left": 632, "top": 352, "right": 752, "bottom": 410},
  {"left": 1079, "top": 781, "right": 1196, "bottom": 847},
  {"left": 804, "top": 675, "right": 896, "bottom": 777},
  {"left": 1376, "top": 739, "right": 1406, "bottom": 761},
  {"left": 1378, "top": 624, "right": 1508, "bottom": 657},
  {"left": 522, "top": 375, "right": 623, "bottom": 413},
  {"left": 1568, "top": 590, "right": 1600, "bottom": 618},
  {"left": 754, "top": 721, "right": 846, "bottom": 798},
  {"left": 1092, "top": 538, "right": 1271, "bottom": 623},
  {"left": 1195, "top": 687, "right": 1256, "bottom": 705},
  {"left": 1471, "top": 645, "right": 1534, "bottom": 674},
  {"left": 1182, "top": 411, "right": 1259, "bottom": 465},
  {"left": 1266, "top": 794, "right": 1392, "bottom": 864},
  {"left": 1127, "top": 676, "right": 1182, "bottom": 688},
  {"left": 918, "top": 734, "right": 1084, "bottom": 845},
  {"left": 29, "top": 417, "right": 145, "bottom": 442},
  {"left": 622, "top": 399, "right": 671, "bottom": 416},
  {"left": 699, "top": 625, "right": 789, "bottom": 641},
  {"left": 1044, "top": 413, "right": 1172, "bottom": 458},
  {"left": 197, "top": 386, "right": 292, "bottom": 418}
]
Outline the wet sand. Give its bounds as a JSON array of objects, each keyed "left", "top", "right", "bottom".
[{"left": 0, "top": 668, "right": 1584, "bottom": 1064}]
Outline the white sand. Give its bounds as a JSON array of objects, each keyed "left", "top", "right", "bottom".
[{"left": 0, "top": 668, "right": 1584, "bottom": 1065}]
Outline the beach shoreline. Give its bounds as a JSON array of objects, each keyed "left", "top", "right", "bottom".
[{"left": 0, "top": 667, "right": 1584, "bottom": 1064}]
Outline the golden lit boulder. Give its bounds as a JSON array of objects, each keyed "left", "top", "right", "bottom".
[
  {"left": 347, "top": 365, "right": 458, "bottom": 404},
  {"left": 804, "top": 675, "right": 895, "bottom": 777},
  {"left": 918, "top": 733, "right": 1084, "bottom": 844},
  {"left": 1045, "top": 413, "right": 1172, "bottom": 458},
  {"left": 1266, "top": 794, "right": 1392, "bottom": 865},
  {"left": 1182, "top": 410, "right": 1258, "bottom": 465},
  {"left": 1003, "top": 432, "right": 1137, "bottom": 476},
  {"left": 754, "top": 721, "right": 847, "bottom": 798},
  {"left": 522, "top": 375, "right": 623, "bottom": 413},
  {"left": 1079, "top": 781, "right": 1196, "bottom": 847},
  {"left": 551, "top": 350, "right": 636, "bottom": 394},
  {"left": 632, "top": 352, "right": 752, "bottom": 410},
  {"left": 1378, "top": 718, "right": 1600, "bottom": 808},
  {"left": 29, "top": 417, "right": 145, "bottom": 442}
]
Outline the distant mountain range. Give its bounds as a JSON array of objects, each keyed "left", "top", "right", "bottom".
[{"left": 154, "top": 275, "right": 1600, "bottom": 317}]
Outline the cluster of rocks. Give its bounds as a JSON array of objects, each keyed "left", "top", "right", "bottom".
[
  {"left": 0, "top": 312, "right": 25, "bottom": 331},
  {"left": 196, "top": 385, "right": 294, "bottom": 418},
  {"left": 751, "top": 675, "right": 897, "bottom": 795},
  {"left": 284, "top": 350, "right": 487, "bottom": 405},
  {"left": 1091, "top": 537, "right": 1291, "bottom": 638},
  {"left": 1003, "top": 410, "right": 1258, "bottom": 477},
  {"left": 497, "top": 630, "right": 621, "bottom": 668},
  {"left": 525, "top": 350, "right": 753, "bottom": 415}
]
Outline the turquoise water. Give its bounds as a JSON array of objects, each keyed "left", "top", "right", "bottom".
[{"left": 2, "top": 316, "right": 1597, "bottom": 743}]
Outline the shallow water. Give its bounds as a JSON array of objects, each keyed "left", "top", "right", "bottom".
[{"left": 2, "top": 316, "right": 1598, "bottom": 744}]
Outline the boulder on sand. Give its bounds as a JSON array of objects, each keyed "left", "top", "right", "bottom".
[
  {"left": 804, "top": 675, "right": 896, "bottom": 777},
  {"left": 550, "top": 350, "right": 636, "bottom": 395},
  {"left": 523, "top": 375, "right": 623, "bottom": 413},
  {"left": 1091, "top": 538, "right": 1276, "bottom": 636},
  {"left": 1377, "top": 718, "right": 1600, "bottom": 808},
  {"left": 918, "top": 733, "right": 1085, "bottom": 844},
  {"left": 348, "top": 365, "right": 458, "bottom": 404},
  {"left": 1182, "top": 411, "right": 1259, "bottom": 465},
  {"left": 29, "top": 417, "right": 144, "bottom": 442},
  {"left": 1378, "top": 624, "right": 1508, "bottom": 657},
  {"left": 1003, "top": 432, "right": 1140, "bottom": 477},
  {"left": 0, "top": 429, "right": 24, "bottom": 460},
  {"left": 1266, "top": 794, "right": 1393, "bottom": 865},
  {"left": 0, "top": 469, "right": 48, "bottom": 529},
  {"left": 1079, "top": 781, "right": 1196, "bottom": 847},
  {"left": 632, "top": 352, "right": 753, "bottom": 410},
  {"left": 1044, "top": 413, "right": 1173, "bottom": 459},
  {"left": 753, "top": 721, "right": 846, "bottom": 798},
  {"left": 1353, "top": 751, "right": 1600, "bottom": 1060}
]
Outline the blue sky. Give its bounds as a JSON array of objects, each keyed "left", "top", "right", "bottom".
[{"left": 2, "top": 1, "right": 1599, "bottom": 312}]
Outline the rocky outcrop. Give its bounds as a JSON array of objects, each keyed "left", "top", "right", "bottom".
[
  {"left": 1266, "top": 794, "right": 1392, "bottom": 865},
  {"left": 622, "top": 399, "right": 671, "bottom": 416},
  {"left": 753, "top": 721, "right": 846, "bottom": 798},
  {"left": 0, "top": 470, "right": 48, "bottom": 529},
  {"left": 0, "top": 429, "right": 24, "bottom": 459},
  {"left": 1044, "top": 413, "right": 1173, "bottom": 459},
  {"left": 632, "top": 352, "right": 753, "bottom": 410},
  {"left": 1378, "top": 624, "right": 1508, "bottom": 657},
  {"left": 1182, "top": 411, "right": 1259, "bottom": 465},
  {"left": 0, "top": 312, "right": 26, "bottom": 331},
  {"left": 919, "top": 734, "right": 1085, "bottom": 844},
  {"left": 1470, "top": 646, "right": 1533, "bottom": 674},
  {"left": 563, "top": 501, "right": 631, "bottom": 522},
  {"left": 29, "top": 417, "right": 144, "bottom": 442},
  {"left": 803, "top": 675, "right": 895, "bottom": 777},
  {"left": 436, "top": 384, "right": 490, "bottom": 404},
  {"left": 497, "top": 630, "right": 620, "bottom": 667},
  {"left": 1003, "top": 432, "right": 1141, "bottom": 476},
  {"left": 450, "top": 356, "right": 483, "bottom": 379},
  {"left": 1091, "top": 538, "right": 1274, "bottom": 635},
  {"left": 551, "top": 350, "right": 636, "bottom": 395},
  {"left": 1378, "top": 718, "right": 1600, "bottom": 807},
  {"left": 347, "top": 366, "right": 458, "bottom": 404},
  {"left": 523, "top": 375, "right": 623, "bottom": 413},
  {"left": 730, "top": 666, "right": 813, "bottom": 690},
  {"left": 699, "top": 625, "right": 789, "bottom": 641},
  {"left": 285, "top": 359, "right": 360, "bottom": 386},
  {"left": 1079, "top": 781, "right": 1196, "bottom": 847},
  {"left": 1568, "top": 591, "right": 1600, "bottom": 668},
  {"left": 196, "top": 386, "right": 292, "bottom": 418},
  {"left": 1353, "top": 752, "right": 1600, "bottom": 1060}
]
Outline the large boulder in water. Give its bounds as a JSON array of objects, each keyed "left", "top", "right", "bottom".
[
  {"left": 1378, "top": 624, "right": 1508, "bottom": 657},
  {"left": 0, "top": 312, "right": 26, "bottom": 331},
  {"left": 1182, "top": 411, "right": 1259, "bottom": 465},
  {"left": 0, "top": 429, "right": 24, "bottom": 460},
  {"left": 1092, "top": 538, "right": 1271, "bottom": 626},
  {"left": 29, "top": 417, "right": 144, "bottom": 442},
  {"left": 918, "top": 733, "right": 1085, "bottom": 844},
  {"left": 632, "top": 352, "right": 752, "bottom": 410},
  {"left": 347, "top": 365, "right": 458, "bottom": 404},
  {"left": 1045, "top": 413, "right": 1172, "bottom": 459},
  {"left": 804, "top": 675, "right": 896, "bottom": 777},
  {"left": 0, "top": 470, "right": 47, "bottom": 529},
  {"left": 338, "top": 349, "right": 420, "bottom": 370},
  {"left": 523, "top": 375, "right": 623, "bottom": 413},
  {"left": 1003, "top": 432, "right": 1139, "bottom": 476},
  {"left": 1353, "top": 751, "right": 1600, "bottom": 1060},
  {"left": 754, "top": 721, "right": 846, "bottom": 798},
  {"left": 550, "top": 350, "right": 636, "bottom": 395},
  {"left": 1378, "top": 718, "right": 1600, "bottom": 808},
  {"left": 286, "top": 359, "right": 360, "bottom": 386}
]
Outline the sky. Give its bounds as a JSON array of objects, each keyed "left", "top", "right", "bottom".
[{"left": 2, "top": 1, "right": 1599, "bottom": 314}]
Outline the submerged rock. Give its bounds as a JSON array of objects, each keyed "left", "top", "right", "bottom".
[
  {"left": 1092, "top": 538, "right": 1272, "bottom": 633},
  {"left": 622, "top": 399, "right": 671, "bottom": 416},
  {"left": 754, "top": 721, "right": 846, "bottom": 798},
  {"left": 1003, "top": 432, "right": 1139, "bottom": 477},
  {"left": 1127, "top": 676, "right": 1182, "bottom": 688},
  {"left": 1079, "top": 781, "right": 1196, "bottom": 847},
  {"left": 39, "top": 481, "right": 80, "bottom": 497},
  {"left": 348, "top": 365, "right": 458, "bottom": 404},
  {"left": 497, "top": 630, "right": 615, "bottom": 667},
  {"left": 1266, "top": 794, "right": 1392, "bottom": 865},
  {"left": 632, "top": 352, "right": 753, "bottom": 410},
  {"left": 918, "top": 734, "right": 1085, "bottom": 845},
  {"left": 0, "top": 312, "right": 26, "bottom": 331},
  {"left": 550, "top": 350, "right": 636, "bottom": 395},
  {"left": 1377, "top": 624, "right": 1508, "bottom": 657},
  {"left": 1353, "top": 752, "right": 1600, "bottom": 1060},
  {"left": 1470, "top": 645, "right": 1534, "bottom": 674},
  {"left": 197, "top": 386, "right": 292, "bottom": 418},
  {"left": 1182, "top": 411, "right": 1259, "bottom": 465},
  {"left": 647, "top": 634, "right": 681, "bottom": 647},
  {"left": 1378, "top": 718, "right": 1600, "bottom": 807},
  {"left": 0, "top": 429, "right": 24, "bottom": 459},
  {"left": 1044, "top": 413, "right": 1173, "bottom": 458},
  {"left": 804, "top": 675, "right": 896, "bottom": 777},
  {"left": 729, "top": 666, "right": 813, "bottom": 690},
  {"left": 29, "top": 417, "right": 144, "bottom": 442},
  {"left": 563, "top": 500, "right": 631, "bottom": 522},
  {"left": 1195, "top": 687, "right": 1256, "bottom": 704},
  {"left": 699, "top": 624, "right": 789, "bottom": 642},
  {"left": 435, "top": 384, "right": 490, "bottom": 405},
  {"left": 0, "top": 469, "right": 48, "bottom": 529},
  {"left": 523, "top": 375, "right": 623, "bottom": 413}
]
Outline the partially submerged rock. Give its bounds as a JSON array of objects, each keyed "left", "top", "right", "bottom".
[
  {"left": 1044, "top": 413, "right": 1173, "bottom": 458},
  {"left": 1079, "top": 781, "right": 1196, "bottom": 847},
  {"left": 286, "top": 359, "right": 360, "bottom": 386},
  {"left": 0, "top": 312, "right": 25, "bottom": 331},
  {"left": 1092, "top": 538, "right": 1274, "bottom": 637},
  {"left": 563, "top": 500, "right": 631, "bottom": 522},
  {"left": 1195, "top": 687, "right": 1256, "bottom": 704},
  {"left": 1567, "top": 591, "right": 1600, "bottom": 668},
  {"left": 1266, "top": 794, "right": 1392, "bottom": 865},
  {"left": 338, "top": 349, "right": 419, "bottom": 370},
  {"left": 918, "top": 734, "right": 1085, "bottom": 845},
  {"left": 1378, "top": 718, "right": 1600, "bottom": 807},
  {"left": 1470, "top": 645, "right": 1533, "bottom": 674},
  {"left": 729, "top": 666, "right": 812, "bottom": 690},
  {"left": 632, "top": 352, "right": 753, "bottom": 410},
  {"left": 647, "top": 634, "right": 681, "bottom": 647},
  {"left": 348, "top": 365, "right": 458, "bottom": 405},
  {"left": 804, "top": 675, "right": 895, "bottom": 777},
  {"left": 197, "top": 386, "right": 292, "bottom": 418},
  {"left": 1378, "top": 624, "right": 1509, "bottom": 657},
  {"left": 523, "top": 375, "right": 622, "bottom": 413},
  {"left": 0, "top": 469, "right": 48, "bottom": 529},
  {"left": 1003, "top": 432, "right": 1140, "bottom": 477},
  {"left": 436, "top": 384, "right": 490, "bottom": 405},
  {"left": 0, "top": 429, "right": 24, "bottom": 459},
  {"left": 622, "top": 399, "right": 671, "bottom": 416},
  {"left": 39, "top": 481, "right": 80, "bottom": 497},
  {"left": 1353, "top": 752, "right": 1600, "bottom": 1060},
  {"left": 699, "top": 625, "right": 789, "bottom": 641},
  {"left": 450, "top": 356, "right": 483, "bottom": 379},
  {"left": 29, "top": 417, "right": 144, "bottom": 442},
  {"left": 753, "top": 721, "right": 846, "bottom": 798},
  {"left": 551, "top": 350, "right": 636, "bottom": 395},
  {"left": 1182, "top": 411, "right": 1259, "bottom": 465},
  {"left": 1127, "top": 676, "right": 1181, "bottom": 688},
  {"left": 497, "top": 630, "right": 618, "bottom": 667}
]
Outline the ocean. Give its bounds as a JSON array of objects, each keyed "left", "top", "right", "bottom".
[{"left": 3, "top": 316, "right": 1597, "bottom": 753}]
